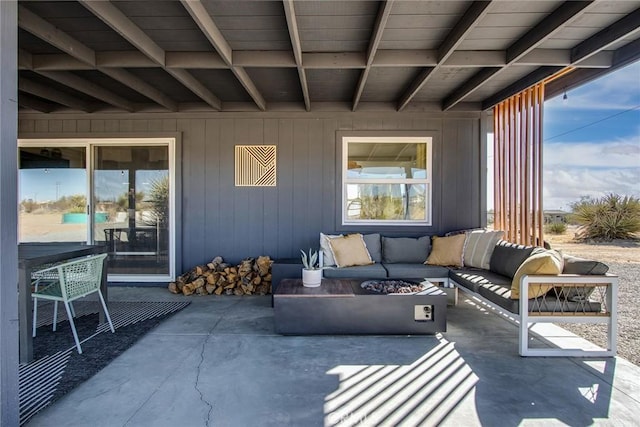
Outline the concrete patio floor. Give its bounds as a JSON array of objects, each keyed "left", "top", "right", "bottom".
[{"left": 26, "top": 287, "right": 640, "bottom": 427}]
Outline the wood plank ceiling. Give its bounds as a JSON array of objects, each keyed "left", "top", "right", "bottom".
[{"left": 16, "top": 0, "right": 640, "bottom": 114}]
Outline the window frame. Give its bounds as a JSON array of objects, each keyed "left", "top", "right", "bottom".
[{"left": 341, "top": 135, "right": 433, "bottom": 226}]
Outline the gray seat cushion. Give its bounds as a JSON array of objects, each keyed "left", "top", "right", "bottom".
[
  {"left": 451, "top": 268, "right": 602, "bottom": 314},
  {"left": 384, "top": 263, "right": 449, "bottom": 279},
  {"left": 450, "top": 268, "right": 511, "bottom": 294},
  {"left": 323, "top": 263, "right": 388, "bottom": 279}
]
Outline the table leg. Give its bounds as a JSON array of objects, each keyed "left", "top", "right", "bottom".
[{"left": 18, "top": 266, "right": 33, "bottom": 363}]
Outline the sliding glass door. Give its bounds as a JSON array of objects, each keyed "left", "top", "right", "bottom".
[
  {"left": 19, "top": 146, "right": 88, "bottom": 242},
  {"left": 18, "top": 139, "right": 175, "bottom": 281},
  {"left": 93, "top": 145, "right": 170, "bottom": 276}
]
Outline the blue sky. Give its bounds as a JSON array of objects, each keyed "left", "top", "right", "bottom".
[{"left": 542, "top": 61, "right": 640, "bottom": 210}]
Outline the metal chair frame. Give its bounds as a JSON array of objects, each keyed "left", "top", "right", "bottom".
[{"left": 31, "top": 253, "right": 114, "bottom": 354}]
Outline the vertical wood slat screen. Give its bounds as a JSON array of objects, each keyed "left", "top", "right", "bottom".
[{"left": 493, "top": 83, "right": 544, "bottom": 246}]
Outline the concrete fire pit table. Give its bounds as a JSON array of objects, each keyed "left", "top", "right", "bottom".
[{"left": 274, "top": 278, "right": 447, "bottom": 335}]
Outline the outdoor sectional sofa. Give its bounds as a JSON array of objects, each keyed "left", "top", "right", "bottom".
[{"left": 272, "top": 232, "right": 618, "bottom": 357}]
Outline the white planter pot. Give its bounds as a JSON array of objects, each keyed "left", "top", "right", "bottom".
[{"left": 302, "top": 268, "right": 322, "bottom": 287}]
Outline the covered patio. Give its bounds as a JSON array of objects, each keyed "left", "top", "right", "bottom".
[
  {"left": 24, "top": 287, "right": 640, "bottom": 426},
  {"left": 2, "top": 0, "right": 640, "bottom": 424}
]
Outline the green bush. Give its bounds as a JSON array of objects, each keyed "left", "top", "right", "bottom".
[
  {"left": 570, "top": 194, "right": 640, "bottom": 240},
  {"left": 545, "top": 222, "right": 567, "bottom": 235}
]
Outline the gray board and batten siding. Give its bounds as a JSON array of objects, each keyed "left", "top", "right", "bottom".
[{"left": 18, "top": 111, "right": 486, "bottom": 272}]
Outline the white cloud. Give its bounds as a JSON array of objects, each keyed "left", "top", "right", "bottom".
[
  {"left": 544, "top": 138, "right": 640, "bottom": 169},
  {"left": 543, "top": 167, "right": 640, "bottom": 211},
  {"left": 544, "top": 139, "right": 640, "bottom": 209}
]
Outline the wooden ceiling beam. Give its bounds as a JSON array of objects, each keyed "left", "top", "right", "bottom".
[
  {"left": 97, "top": 51, "right": 157, "bottom": 68},
  {"left": 571, "top": 7, "right": 640, "bottom": 64},
  {"left": 18, "top": 93, "right": 54, "bottom": 113},
  {"left": 546, "top": 38, "right": 640, "bottom": 99},
  {"left": 302, "top": 52, "right": 365, "bottom": 69},
  {"left": 22, "top": 48, "right": 616, "bottom": 72},
  {"left": 18, "top": 49, "right": 32, "bottom": 70},
  {"left": 442, "top": 67, "right": 501, "bottom": 111},
  {"left": 444, "top": 1, "right": 596, "bottom": 111},
  {"left": 373, "top": 50, "right": 437, "bottom": 67},
  {"left": 397, "top": 1, "right": 492, "bottom": 111},
  {"left": 18, "top": 5, "right": 96, "bottom": 66},
  {"left": 167, "top": 51, "right": 227, "bottom": 69},
  {"left": 98, "top": 68, "right": 178, "bottom": 111},
  {"left": 166, "top": 68, "right": 222, "bottom": 111},
  {"left": 79, "top": 0, "right": 164, "bottom": 65},
  {"left": 353, "top": 0, "right": 394, "bottom": 111},
  {"left": 283, "top": 0, "right": 310, "bottom": 111},
  {"left": 19, "top": 8, "right": 179, "bottom": 112},
  {"left": 36, "top": 70, "right": 135, "bottom": 112},
  {"left": 18, "top": 78, "right": 90, "bottom": 112},
  {"left": 481, "top": 66, "right": 563, "bottom": 110},
  {"left": 507, "top": 1, "right": 594, "bottom": 63},
  {"left": 80, "top": 0, "right": 221, "bottom": 110},
  {"left": 181, "top": 0, "right": 266, "bottom": 111},
  {"left": 233, "top": 51, "right": 296, "bottom": 68}
]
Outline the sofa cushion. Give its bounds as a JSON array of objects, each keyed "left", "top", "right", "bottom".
[
  {"left": 320, "top": 233, "right": 341, "bottom": 266},
  {"left": 363, "top": 233, "right": 382, "bottom": 263},
  {"left": 561, "top": 254, "right": 609, "bottom": 275},
  {"left": 450, "top": 267, "right": 601, "bottom": 315},
  {"left": 489, "top": 241, "right": 535, "bottom": 279},
  {"left": 464, "top": 230, "right": 504, "bottom": 270},
  {"left": 381, "top": 236, "right": 430, "bottom": 263},
  {"left": 450, "top": 268, "right": 512, "bottom": 294},
  {"left": 511, "top": 248, "right": 563, "bottom": 299},
  {"left": 323, "top": 263, "right": 387, "bottom": 279},
  {"left": 425, "top": 234, "right": 466, "bottom": 267},
  {"left": 383, "top": 263, "right": 450, "bottom": 280},
  {"left": 329, "top": 234, "right": 373, "bottom": 268}
]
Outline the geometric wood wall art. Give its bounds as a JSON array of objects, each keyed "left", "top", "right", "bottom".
[{"left": 234, "top": 145, "right": 277, "bottom": 187}]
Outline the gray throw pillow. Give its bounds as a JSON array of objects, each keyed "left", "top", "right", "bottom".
[
  {"left": 382, "top": 236, "right": 431, "bottom": 264},
  {"left": 562, "top": 255, "right": 609, "bottom": 275},
  {"left": 489, "top": 240, "right": 535, "bottom": 279},
  {"left": 363, "top": 233, "right": 382, "bottom": 263}
]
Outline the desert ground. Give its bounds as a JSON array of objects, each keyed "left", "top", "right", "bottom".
[{"left": 546, "top": 225, "right": 640, "bottom": 365}]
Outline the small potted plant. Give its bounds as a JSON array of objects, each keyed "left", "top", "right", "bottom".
[{"left": 300, "top": 248, "right": 322, "bottom": 287}]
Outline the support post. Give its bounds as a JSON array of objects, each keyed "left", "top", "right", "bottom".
[{"left": 0, "top": 0, "right": 20, "bottom": 425}]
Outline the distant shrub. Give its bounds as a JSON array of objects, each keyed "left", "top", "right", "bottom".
[
  {"left": 545, "top": 222, "right": 567, "bottom": 235},
  {"left": 570, "top": 194, "right": 640, "bottom": 240}
]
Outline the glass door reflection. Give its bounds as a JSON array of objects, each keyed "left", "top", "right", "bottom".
[
  {"left": 19, "top": 146, "right": 88, "bottom": 243},
  {"left": 94, "top": 146, "right": 170, "bottom": 276}
]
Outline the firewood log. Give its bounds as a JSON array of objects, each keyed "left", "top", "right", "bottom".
[
  {"left": 192, "top": 277, "right": 205, "bottom": 290},
  {"left": 168, "top": 282, "right": 178, "bottom": 294},
  {"left": 182, "top": 283, "right": 195, "bottom": 296}
]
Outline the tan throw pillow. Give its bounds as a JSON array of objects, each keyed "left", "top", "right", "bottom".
[
  {"left": 425, "top": 234, "right": 466, "bottom": 267},
  {"left": 464, "top": 230, "right": 504, "bottom": 270},
  {"left": 511, "top": 249, "right": 564, "bottom": 299},
  {"left": 320, "top": 233, "right": 342, "bottom": 267},
  {"left": 328, "top": 234, "right": 373, "bottom": 268}
]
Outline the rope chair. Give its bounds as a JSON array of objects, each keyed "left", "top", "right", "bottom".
[{"left": 31, "top": 253, "right": 114, "bottom": 354}]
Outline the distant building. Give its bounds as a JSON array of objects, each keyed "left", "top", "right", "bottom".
[{"left": 544, "top": 210, "right": 569, "bottom": 224}]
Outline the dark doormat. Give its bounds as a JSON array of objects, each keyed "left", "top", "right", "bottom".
[{"left": 19, "top": 301, "right": 190, "bottom": 426}]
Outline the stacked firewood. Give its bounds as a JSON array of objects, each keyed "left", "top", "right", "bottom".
[{"left": 168, "top": 256, "right": 272, "bottom": 296}]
